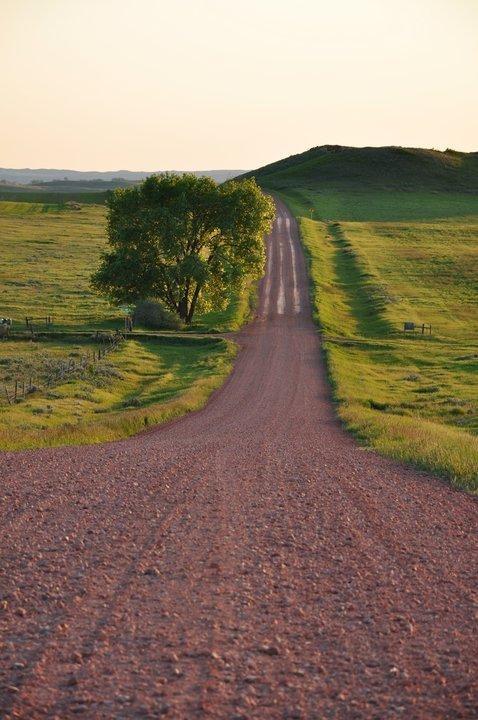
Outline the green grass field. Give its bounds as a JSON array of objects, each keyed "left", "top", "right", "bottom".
[
  {"left": 280, "top": 187, "right": 478, "bottom": 222},
  {"left": 0, "top": 199, "right": 254, "bottom": 449},
  {"left": 0, "top": 190, "right": 108, "bottom": 204},
  {"left": 282, "top": 195, "right": 478, "bottom": 491},
  {"left": 0, "top": 335, "right": 234, "bottom": 450},
  {"left": 0, "top": 201, "right": 115, "bottom": 329},
  {"left": 0, "top": 200, "right": 252, "bottom": 332}
]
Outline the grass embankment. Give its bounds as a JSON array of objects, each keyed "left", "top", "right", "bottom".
[
  {"left": 0, "top": 200, "right": 254, "bottom": 333},
  {"left": 0, "top": 335, "right": 234, "bottom": 450},
  {"left": 282, "top": 192, "right": 478, "bottom": 492}
]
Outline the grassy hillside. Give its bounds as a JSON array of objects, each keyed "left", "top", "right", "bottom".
[
  {"left": 253, "top": 146, "right": 478, "bottom": 490},
  {"left": 245, "top": 144, "right": 478, "bottom": 192}
]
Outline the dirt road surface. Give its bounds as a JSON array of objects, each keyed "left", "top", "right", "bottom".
[{"left": 1, "top": 200, "right": 477, "bottom": 719}]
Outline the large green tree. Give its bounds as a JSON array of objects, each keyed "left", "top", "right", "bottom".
[{"left": 91, "top": 174, "right": 274, "bottom": 324}]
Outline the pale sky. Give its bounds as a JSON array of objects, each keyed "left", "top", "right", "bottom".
[{"left": 1, "top": 0, "right": 477, "bottom": 171}]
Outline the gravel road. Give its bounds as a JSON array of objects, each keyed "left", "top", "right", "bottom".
[{"left": 1, "top": 200, "right": 476, "bottom": 719}]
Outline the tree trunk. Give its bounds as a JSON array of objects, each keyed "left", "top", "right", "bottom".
[
  {"left": 178, "top": 295, "right": 189, "bottom": 323},
  {"left": 186, "top": 284, "right": 202, "bottom": 324}
]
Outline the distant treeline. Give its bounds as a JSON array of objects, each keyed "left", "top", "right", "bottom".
[{"left": 33, "top": 178, "right": 135, "bottom": 191}]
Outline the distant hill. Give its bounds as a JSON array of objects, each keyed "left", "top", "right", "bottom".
[
  {"left": 0, "top": 168, "right": 244, "bottom": 186},
  {"left": 242, "top": 145, "right": 478, "bottom": 192}
]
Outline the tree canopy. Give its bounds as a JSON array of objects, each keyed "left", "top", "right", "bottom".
[{"left": 91, "top": 173, "right": 274, "bottom": 324}]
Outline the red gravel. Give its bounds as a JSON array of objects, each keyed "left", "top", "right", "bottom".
[{"left": 0, "top": 200, "right": 477, "bottom": 719}]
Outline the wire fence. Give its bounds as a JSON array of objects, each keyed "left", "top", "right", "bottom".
[{"left": 2, "top": 331, "right": 125, "bottom": 405}]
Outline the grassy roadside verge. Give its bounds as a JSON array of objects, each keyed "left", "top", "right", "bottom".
[
  {"left": 280, "top": 195, "right": 478, "bottom": 492},
  {"left": 188, "top": 277, "right": 258, "bottom": 333},
  {"left": 0, "top": 336, "right": 235, "bottom": 451}
]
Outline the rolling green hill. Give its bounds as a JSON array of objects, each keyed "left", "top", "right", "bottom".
[{"left": 244, "top": 144, "right": 478, "bottom": 192}]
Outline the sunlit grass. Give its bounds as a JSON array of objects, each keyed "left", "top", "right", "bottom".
[
  {"left": 343, "top": 402, "right": 478, "bottom": 490},
  {"left": 284, "top": 197, "right": 478, "bottom": 492},
  {"left": 0, "top": 336, "right": 234, "bottom": 450},
  {"left": 0, "top": 201, "right": 117, "bottom": 329}
]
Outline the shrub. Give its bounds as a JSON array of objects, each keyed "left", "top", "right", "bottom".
[
  {"left": 369, "top": 399, "right": 389, "bottom": 411},
  {"left": 133, "top": 299, "right": 182, "bottom": 330}
]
